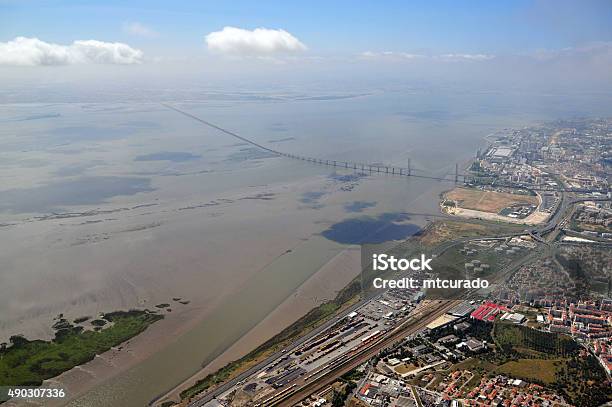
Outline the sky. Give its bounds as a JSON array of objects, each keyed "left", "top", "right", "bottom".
[{"left": 0, "top": 0, "right": 611, "bottom": 94}]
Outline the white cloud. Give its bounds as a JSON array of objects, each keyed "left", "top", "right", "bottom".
[
  {"left": 205, "top": 27, "right": 306, "bottom": 56},
  {"left": 360, "top": 51, "right": 424, "bottom": 59},
  {"left": 360, "top": 51, "right": 494, "bottom": 62},
  {"left": 438, "top": 53, "right": 495, "bottom": 61},
  {"left": 123, "top": 22, "right": 158, "bottom": 38},
  {"left": 0, "top": 37, "right": 144, "bottom": 66}
]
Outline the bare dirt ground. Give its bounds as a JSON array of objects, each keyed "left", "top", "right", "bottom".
[
  {"left": 444, "top": 187, "right": 538, "bottom": 213},
  {"left": 444, "top": 207, "right": 549, "bottom": 225}
]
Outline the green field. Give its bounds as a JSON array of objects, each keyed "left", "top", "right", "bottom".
[
  {"left": 493, "top": 322, "right": 579, "bottom": 357},
  {"left": 181, "top": 219, "right": 518, "bottom": 401},
  {"left": 417, "top": 219, "right": 524, "bottom": 248},
  {"left": 495, "top": 358, "right": 561, "bottom": 384},
  {"left": 0, "top": 310, "right": 162, "bottom": 387},
  {"left": 453, "top": 322, "right": 612, "bottom": 406}
]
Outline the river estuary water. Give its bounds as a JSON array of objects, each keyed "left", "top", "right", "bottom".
[{"left": 1, "top": 88, "right": 611, "bottom": 406}]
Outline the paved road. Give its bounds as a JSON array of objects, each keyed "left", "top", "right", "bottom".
[
  {"left": 163, "top": 103, "right": 611, "bottom": 195},
  {"left": 183, "top": 290, "right": 382, "bottom": 407},
  {"left": 272, "top": 245, "right": 543, "bottom": 406},
  {"left": 180, "top": 226, "right": 548, "bottom": 407},
  {"left": 188, "top": 238, "right": 538, "bottom": 407},
  {"left": 153, "top": 103, "right": 611, "bottom": 406},
  {"left": 274, "top": 300, "right": 459, "bottom": 406},
  {"left": 176, "top": 183, "right": 605, "bottom": 407}
]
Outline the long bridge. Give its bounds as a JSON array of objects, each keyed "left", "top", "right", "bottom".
[
  {"left": 161, "top": 103, "right": 467, "bottom": 183},
  {"left": 162, "top": 103, "right": 603, "bottom": 195}
]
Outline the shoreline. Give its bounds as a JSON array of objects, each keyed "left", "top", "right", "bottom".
[
  {"left": 2, "top": 171, "right": 442, "bottom": 407},
  {"left": 155, "top": 177, "right": 452, "bottom": 406},
  {"left": 153, "top": 246, "right": 363, "bottom": 406},
  {"left": 4, "top": 246, "right": 362, "bottom": 407},
  {"left": 7, "top": 304, "right": 213, "bottom": 407}
]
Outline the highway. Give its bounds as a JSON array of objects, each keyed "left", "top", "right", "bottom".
[
  {"left": 265, "top": 244, "right": 544, "bottom": 406},
  {"left": 163, "top": 103, "right": 601, "bottom": 194},
  {"left": 157, "top": 104, "right": 610, "bottom": 406},
  {"left": 184, "top": 237, "right": 540, "bottom": 407},
  {"left": 162, "top": 103, "right": 470, "bottom": 184},
  {"left": 179, "top": 216, "right": 558, "bottom": 407},
  {"left": 173, "top": 188, "right": 592, "bottom": 407},
  {"left": 530, "top": 193, "right": 611, "bottom": 243}
]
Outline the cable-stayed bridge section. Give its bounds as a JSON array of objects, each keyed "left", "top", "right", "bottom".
[
  {"left": 162, "top": 103, "right": 466, "bottom": 183},
  {"left": 163, "top": 103, "right": 598, "bottom": 194}
]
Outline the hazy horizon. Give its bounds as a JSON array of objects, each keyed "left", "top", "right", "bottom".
[
  {"left": 1, "top": 2, "right": 611, "bottom": 407},
  {"left": 1, "top": 1, "right": 612, "bottom": 100}
]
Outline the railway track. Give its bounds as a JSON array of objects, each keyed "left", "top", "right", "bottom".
[{"left": 267, "top": 300, "right": 459, "bottom": 406}]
